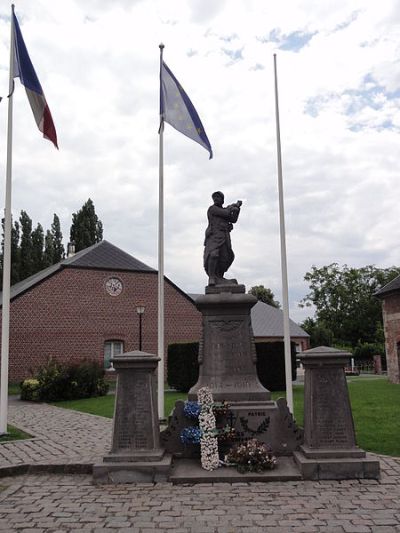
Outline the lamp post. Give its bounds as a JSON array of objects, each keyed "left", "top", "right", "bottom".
[{"left": 136, "top": 304, "right": 145, "bottom": 351}]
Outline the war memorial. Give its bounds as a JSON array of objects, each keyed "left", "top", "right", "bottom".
[{"left": 93, "top": 192, "right": 380, "bottom": 484}]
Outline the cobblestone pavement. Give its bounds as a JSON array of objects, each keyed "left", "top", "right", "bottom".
[
  {"left": 0, "top": 398, "right": 111, "bottom": 469},
  {"left": 0, "top": 399, "right": 399, "bottom": 532},
  {"left": 0, "top": 459, "right": 399, "bottom": 533}
]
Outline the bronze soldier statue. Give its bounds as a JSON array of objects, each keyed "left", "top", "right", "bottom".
[{"left": 203, "top": 191, "right": 242, "bottom": 286}]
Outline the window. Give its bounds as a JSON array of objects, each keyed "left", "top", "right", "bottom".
[{"left": 104, "top": 340, "right": 124, "bottom": 369}]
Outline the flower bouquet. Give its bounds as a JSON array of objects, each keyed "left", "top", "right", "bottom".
[{"left": 225, "top": 439, "right": 277, "bottom": 473}]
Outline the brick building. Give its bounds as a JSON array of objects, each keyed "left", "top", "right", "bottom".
[
  {"left": 0, "top": 240, "right": 202, "bottom": 382},
  {"left": 376, "top": 275, "right": 400, "bottom": 383}
]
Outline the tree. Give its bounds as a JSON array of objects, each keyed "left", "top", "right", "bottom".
[
  {"left": 10, "top": 220, "right": 21, "bottom": 285},
  {"left": 19, "top": 210, "right": 34, "bottom": 280},
  {"left": 31, "top": 223, "right": 44, "bottom": 273},
  {"left": 43, "top": 230, "right": 55, "bottom": 268},
  {"left": 248, "top": 285, "right": 280, "bottom": 308},
  {"left": 300, "top": 263, "right": 400, "bottom": 347},
  {"left": 70, "top": 198, "right": 103, "bottom": 252},
  {"left": 0, "top": 218, "right": 21, "bottom": 290},
  {"left": 0, "top": 210, "right": 65, "bottom": 284},
  {"left": 300, "top": 317, "right": 334, "bottom": 348},
  {"left": 51, "top": 214, "right": 64, "bottom": 262}
]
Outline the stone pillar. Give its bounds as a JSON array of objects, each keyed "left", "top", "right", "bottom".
[
  {"left": 293, "top": 346, "right": 380, "bottom": 480},
  {"left": 188, "top": 286, "right": 269, "bottom": 401},
  {"left": 93, "top": 350, "right": 171, "bottom": 483}
]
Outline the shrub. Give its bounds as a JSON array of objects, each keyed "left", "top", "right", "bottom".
[
  {"left": 20, "top": 378, "right": 40, "bottom": 401},
  {"left": 21, "top": 359, "right": 109, "bottom": 402},
  {"left": 352, "top": 342, "right": 387, "bottom": 372},
  {"left": 167, "top": 343, "right": 199, "bottom": 392},
  {"left": 353, "top": 342, "right": 385, "bottom": 360},
  {"left": 35, "top": 359, "right": 70, "bottom": 401},
  {"left": 255, "top": 341, "right": 297, "bottom": 391},
  {"left": 67, "top": 360, "right": 109, "bottom": 398},
  {"left": 167, "top": 341, "right": 297, "bottom": 393}
]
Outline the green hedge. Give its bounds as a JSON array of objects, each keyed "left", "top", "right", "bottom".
[
  {"left": 20, "top": 359, "right": 109, "bottom": 402},
  {"left": 167, "top": 343, "right": 199, "bottom": 393},
  {"left": 167, "top": 341, "right": 297, "bottom": 393},
  {"left": 255, "top": 341, "right": 297, "bottom": 391}
]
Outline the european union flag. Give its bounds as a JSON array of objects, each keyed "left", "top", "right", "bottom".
[{"left": 160, "top": 61, "right": 213, "bottom": 159}]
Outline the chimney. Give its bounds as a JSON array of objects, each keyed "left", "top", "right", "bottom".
[{"left": 67, "top": 242, "right": 76, "bottom": 258}]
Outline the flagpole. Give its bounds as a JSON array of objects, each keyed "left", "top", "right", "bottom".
[
  {"left": 273, "top": 53, "right": 293, "bottom": 414},
  {"left": 0, "top": 5, "right": 16, "bottom": 435},
  {"left": 157, "top": 43, "right": 165, "bottom": 420}
]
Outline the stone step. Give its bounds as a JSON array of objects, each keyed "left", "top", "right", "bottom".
[{"left": 169, "top": 456, "right": 302, "bottom": 484}]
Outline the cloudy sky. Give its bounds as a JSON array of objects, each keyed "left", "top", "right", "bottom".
[{"left": 0, "top": 0, "right": 399, "bottom": 323}]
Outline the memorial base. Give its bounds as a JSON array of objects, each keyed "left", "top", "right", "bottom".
[
  {"left": 103, "top": 448, "right": 165, "bottom": 463},
  {"left": 170, "top": 456, "right": 302, "bottom": 484},
  {"left": 161, "top": 398, "right": 303, "bottom": 458},
  {"left": 92, "top": 454, "right": 173, "bottom": 484},
  {"left": 299, "top": 445, "right": 366, "bottom": 459},
  {"left": 293, "top": 450, "right": 380, "bottom": 480}
]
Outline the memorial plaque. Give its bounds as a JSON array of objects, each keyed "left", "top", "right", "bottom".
[
  {"left": 300, "top": 347, "right": 357, "bottom": 452},
  {"left": 310, "top": 368, "right": 355, "bottom": 449},
  {"left": 188, "top": 290, "right": 270, "bottom": 401},
  {"left": 105, "top": 351, "right": 164, "bottom": 463}
]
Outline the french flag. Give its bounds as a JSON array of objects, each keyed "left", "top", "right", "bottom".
[{"left": 12, "top": 7, "right": 58, "bottom": 149}]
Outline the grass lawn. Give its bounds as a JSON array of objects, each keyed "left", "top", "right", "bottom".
[
  {"left": 8, "top": 383, "right": 21, "bottom": 396},
  {"left": 53, "top": 391, "right": 185, "bottom": 420},
  {"left": 347, "top": 377, "right": 400, "bottom": 456},
  {"left": 0, "top": 425, "right": 31, "bottom": 443},
  {"left": 272, "top": 385, "right": 304, "bottom": 426},
  {"left": 51, "top": 377, "right": 400, "bottom": 457}
]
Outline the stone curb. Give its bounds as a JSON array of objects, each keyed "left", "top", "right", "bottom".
[{"left": 0, "top": 461, "right": 93, "bottom": 478}]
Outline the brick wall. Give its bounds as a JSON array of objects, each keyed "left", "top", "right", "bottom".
[
  {"left": 382, "top": 293, "right": 400, "bottom": 383},
  {"left": 0, "top": 267, "right": 202, "bottom": 382}
]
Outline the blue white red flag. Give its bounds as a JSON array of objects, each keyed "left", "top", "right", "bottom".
[
  {"left": 160, "top": 60, "right": 212, "bottom": 159},
  {"left": 12, "top": 8, "right": 58, "bottom": 148}
]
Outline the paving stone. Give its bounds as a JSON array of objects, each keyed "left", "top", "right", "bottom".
[
  {"left": 343, "top": 526, "right": 373, "bottom": 532},
  {"left": 0, "top": 399, "right": 398, "bottom": 532}
]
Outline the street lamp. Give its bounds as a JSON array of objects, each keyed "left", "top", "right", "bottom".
[{"left": 136, "top": 304, "right": 145, "bottom": 351}]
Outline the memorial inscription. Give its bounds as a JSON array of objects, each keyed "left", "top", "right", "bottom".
[
  {"left": 93, "top": 350, "right": 172, "bottom": 484},
  {"left": 294, "top": 346, "right": 380, "bottom": 480},
  {"left": 113, "top": 373, "right": 153, "bottom": 451},
  {"left": 310, "top": 367, "right": 355, "bottom": 449},
  {"left": 105, "top": 351, "right": 164, "bottom": 462}
]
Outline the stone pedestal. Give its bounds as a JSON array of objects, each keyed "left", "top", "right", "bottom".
[
  {"left": 93, "top": 350, "right": 172, "bottom": 483},
  {"left": 162, "top": 285, "right": 303, "bottom": 463},
  {"left": 293, "top": 346, "right": 380, "bottom": 480},
  {"left": 188, "top": 285, "right": 269, "bottom": 401}
]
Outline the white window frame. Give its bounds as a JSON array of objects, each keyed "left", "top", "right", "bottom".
[{"left": 104, "top": 340, "right": 124, "bottom": 369}]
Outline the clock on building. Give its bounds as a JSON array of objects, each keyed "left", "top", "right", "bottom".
[{"left": 105, "top": 277, "right": 123, "bottom": 296}]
